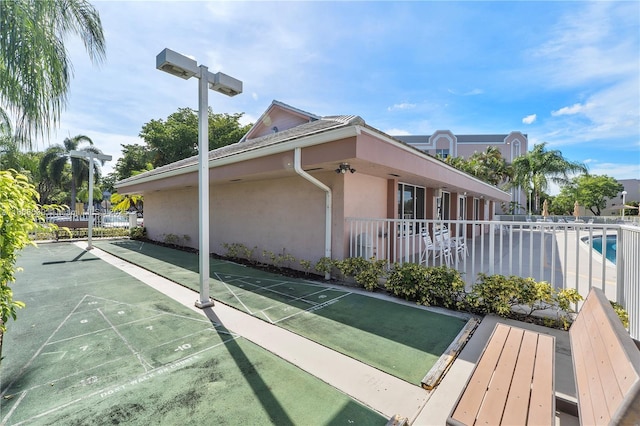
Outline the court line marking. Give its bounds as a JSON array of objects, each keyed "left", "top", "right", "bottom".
[
  {"left": 47, "top": 313, "right": 165, "bottom": 345},
  {"left": 0, "top": 391, "right": 27, "bottom": 426},
  {"left": 82, "top": 294, "right": 214, "bottom": 324},
  {"left": 97, "top": 308, "right": 154, "bottom": 372},
  {"left": 0, "top": 295, "right": 90, "bottom": 399},
  {"left": 214, "top": 272, "right": 254, "bottom": 315},
  {"left": 259, "top": 287, "right": 344, "bottom": 316},
  {"left": 273, "top": 292, "right": 353, "bottom": 324},
  {"left": 9, "top": 335, "right": 240, "bottom": 426}
]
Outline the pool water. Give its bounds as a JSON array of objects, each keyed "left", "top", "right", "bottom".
[{"left": 591, "top": 235, "right": 617, "bottom": 264}]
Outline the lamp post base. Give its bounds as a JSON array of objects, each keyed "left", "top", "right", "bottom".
[{"left": 195, "top": 299, "right": 215, "bottom": 309}]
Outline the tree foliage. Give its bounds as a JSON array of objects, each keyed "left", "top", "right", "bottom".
[
  {"left": 558, "top": 174, "right": 624, "bottom": 216},
  {"left": 0, "top": 0, "right": 105, "bottom": 144},
  {"left": 39, "top": 135, "right": 106, "bottom": 210},
  {"left": 509, "top": 143, "right": 587, "bottom": 214},
  {"left": 114, "top": 144, "right": 153, "bottom": 180},
  {"left": 138, "top": 108, "right": 251, "bottom": 168},
  {"left": 444, "top": 146, "right": 513, "bottom": 187},
  {"left": 0, "top": 170, "right": 41, "bottom": 336}
]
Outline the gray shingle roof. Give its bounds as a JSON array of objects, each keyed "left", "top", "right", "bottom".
[{"left": 117, "top": 115, "right": 362, "bottom": 186}]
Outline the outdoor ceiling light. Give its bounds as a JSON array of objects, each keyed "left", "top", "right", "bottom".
[{"left": 335, "top": 163, "right": 355, "bottom": 174}]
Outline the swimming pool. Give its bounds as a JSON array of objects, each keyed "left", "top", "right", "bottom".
[{"left": 590, "top": 235, "right": 617, "bottom": 264}]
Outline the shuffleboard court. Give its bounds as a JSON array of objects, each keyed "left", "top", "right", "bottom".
[
  {"left": 1, "top": 244, "right": 386, "bottom": 425},
  {"left": 95, "top": 240, "right": 469, "bottom": 384}
]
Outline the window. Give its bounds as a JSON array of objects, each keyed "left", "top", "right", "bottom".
[
  {"left": 439, "top": 191, "right": 451, "bottom": 220},
  {"left": 398, "top": 183, "right": 425, "bottom": 220},
  {"left": 398, "top": 183, "right": 425, "bottom": 235},
  {"left": 458, "top": 196, "right": 466, "bottom": 220},
  {"left": 435, "top": 149, "right": 450, "bottom": 159},
  {"left": 474, "top": 198, "right": 480, "bottom": 220}
]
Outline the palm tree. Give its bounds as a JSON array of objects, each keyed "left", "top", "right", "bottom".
[
  {"left": 510, "top": 143, "right": 587, "bottom": 214},
  {"left": 0, "top": 0, "right": 106, "bottom": 145},
  {"left": 39, "top": 135, "right": 106, "bottom": 211},
  {"left": 467, "top": 146, "right": 514, "bottom": 187}
]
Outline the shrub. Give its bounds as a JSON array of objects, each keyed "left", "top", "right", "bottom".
[
  {"left": 130, "top": 226, "right": 146, "bottom": 240},
  {"left": 333, "top": 257, "right": 386, "bottom": 291},
  {"left": 314, "top": 257, "right": 335, "bottom": 276},
  {"left": 610, "top": 301, "right": 630, "bottom": 329},
  {"left": 386, "top": 263, "right": 464, "bottom": 308}
]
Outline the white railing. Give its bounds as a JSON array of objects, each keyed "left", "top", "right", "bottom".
[
  {"left": 347, "top": 217, "right": 640, "bottom": 339},
  {"left": 619, "top": 225, "right": 640, "bottom": 340},
  {"left": 41, "top": 210, "right": 134, "bottom": 228}
]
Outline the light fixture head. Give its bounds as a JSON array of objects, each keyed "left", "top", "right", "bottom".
[
  {"left": 335, "top": 163, "right": 355, "bottom": 174},
  {"left": 156, "top": 48, "right": 198, "bottom": 79},
  {"left": 208, "top": 71, "right": 243, "bottom": 97}
]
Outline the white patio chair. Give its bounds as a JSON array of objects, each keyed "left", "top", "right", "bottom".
[
  {"left": 439, "top": 226, "right": 469, "bottom": 261},
  {"left": 420, "top": 232, "right": 452, "bottom": 266}
]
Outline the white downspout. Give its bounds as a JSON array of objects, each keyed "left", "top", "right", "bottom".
[{"left": 294, "top": 147, "right": 332, "bottom": 279}]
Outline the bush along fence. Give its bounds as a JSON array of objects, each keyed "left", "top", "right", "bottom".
[{"left": 222, "top": 241, "right": 628, "bottom": 330}]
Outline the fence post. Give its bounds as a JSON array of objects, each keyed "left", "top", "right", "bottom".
[{"left": 488, "top": 222, "right": 495, "bottom": 275}]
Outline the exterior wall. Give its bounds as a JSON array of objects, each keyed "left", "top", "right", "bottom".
[
  {"left": 339, "top": 172, "right": 388, "bottom": 260},
  {"left": 212, "top": 175, "right": 328, "bottom": 263},
  {"left": 144, "top": 187, "right": 199, "bottom": 248},
  {"left": 398, "top": 131, "right": 528, "bottom": 214},
  {"left": 604, "top": 179, "right": 640, "bottom": 214}
]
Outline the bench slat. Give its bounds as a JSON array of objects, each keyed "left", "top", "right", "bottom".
[
  {"left": 501, "top": 331, "right": 538, "bottom": 425},
  {"left": 475, "top": 326, "right": 524, "bottom": 424},
  {"left": 570, "top": 288, "right": 640, "bottom": 425},
  {"left": 589, "top": 294, "right": 639, "bottom": 396},
  {"left": 450, "top": 324, "right": 510, "bottom": 424},
  {"left": 449, "top": 323, "right": 555, "bottom": 426},
  {"left": 527, "top": 333, "right": 555, "bottom": 425},
  {"left": 586, "top": 299, "right": 629, "bottom": 417},
  {"left": 573, "top": 307, "right": 610, "bottom": 424}
]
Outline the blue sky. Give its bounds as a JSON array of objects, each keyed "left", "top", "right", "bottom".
[{"left": 52, "top": 1, "right": 639, "bottom": 187}]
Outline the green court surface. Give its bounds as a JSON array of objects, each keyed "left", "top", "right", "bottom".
[
  {"left": 94, "top": 240, "right": 468, "bottom": 384},
  {"left": 1, "top": 244, "right": 386, "bottom": 425}
]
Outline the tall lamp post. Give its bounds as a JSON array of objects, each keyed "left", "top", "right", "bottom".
[
  {"left": 69, "top": 150, "right": 112, "bottom": 250},
  {"left": 156, "top": 48, "right": 242, "bottom": 309},
  {"left": 622, "top": 190, "right": 627, "bottom": 219}
]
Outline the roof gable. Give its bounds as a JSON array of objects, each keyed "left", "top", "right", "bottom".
[{"left": 240, "top": 100, "right": 320, "bottom": 142}]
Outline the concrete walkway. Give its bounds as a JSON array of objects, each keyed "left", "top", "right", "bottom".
[{"left": 85, "top": 243, "right": 431, "bottom": 423}]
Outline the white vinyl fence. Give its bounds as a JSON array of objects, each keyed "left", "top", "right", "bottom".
[{"left": 347, "top": 217, "right": 640, "bottom": 340}]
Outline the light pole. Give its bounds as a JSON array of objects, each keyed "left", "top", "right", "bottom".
[
  {"left": 622, "top": 190, "right": 627, "bottom": 219},
  {"left": 156, "top": 48, "right": 242, "bottom": 309},
  {"left": 69, "top": 150, "right": 112, "bottom": 250}
]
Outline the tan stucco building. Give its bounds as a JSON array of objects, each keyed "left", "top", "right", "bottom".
[
  {"left": 395, "top": 131, "right": 528, "bottom": 214},
  {"left": 117, "top": 101, "right": 511, "bottom": 268}
]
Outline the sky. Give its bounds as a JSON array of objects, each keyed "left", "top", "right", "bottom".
[{"left": 47, "top": 1, "right": 640, "bottom": 189}]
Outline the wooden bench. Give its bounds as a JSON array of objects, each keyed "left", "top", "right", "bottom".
[
  {"left": 447, "top": 323, "right": 555, "bottom": 425},
  {"left": 569, "top": 288, "right": 640, "bottom": 424},
  {"left": 447, "top": 288, "right": 640, "bottom": 425},
  {"left": 53, "top": 220, "right": 88, "bottom": 240}
]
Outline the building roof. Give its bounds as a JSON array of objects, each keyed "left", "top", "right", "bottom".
[
  {"left": 394, "top": 134, "right": 513, "bottom": 144},
  {"left": 117, "top": 114, "right": 363, "bottom": 186}
]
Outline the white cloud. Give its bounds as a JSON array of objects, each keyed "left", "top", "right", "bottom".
[
  {"left": 551, "top": 102, "right": 593, "bottom": 116},
  {"left": 587, "top": 162, "right": 640, "bottom": 180},
  {"left": 387, "top": 103, "right": 416, "bottom": 112},
  {"left": 384, "top": 128, "right": 410, "bottom": 136},
  {"left": 447, "top": 88, "right": 484, "bottom": 96},
  {"left": 522, "top": 114, "right": 537, "bottom": 124}
]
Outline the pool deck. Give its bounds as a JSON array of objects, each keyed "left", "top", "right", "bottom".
[{"left": 89, "top": 242, "right": 582, "bottom": 425}]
